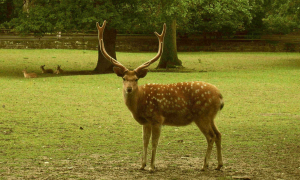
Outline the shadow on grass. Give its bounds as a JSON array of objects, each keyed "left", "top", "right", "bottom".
[
  {"left": 57, "top": 70, "right": 104, "bottom": 76},
  {"left": 281, "top": 58, "right": 300, "bottom": 69},
  {"left": 0, "top": 68, "right": 209, "bottom": 79},
  {"left": 150, "top": 68, "right": 203, "bottom": 73},
  {"left": 0, "top": 70, "right": 104, "bottom": 79}
]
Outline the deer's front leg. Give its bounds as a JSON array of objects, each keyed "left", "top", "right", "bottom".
[
  {"left": 140, "top": 124, "right": 151, "bottom": 170},
  {"left": 150, "top": 123, "right": 162, "bottom": 172}
]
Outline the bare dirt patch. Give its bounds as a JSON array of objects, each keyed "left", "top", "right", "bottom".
[{"left": 1, "top": 153, "right": 299, "bottom": 180}]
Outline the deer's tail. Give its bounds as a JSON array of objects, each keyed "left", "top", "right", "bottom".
[{"left": 219, "top": 94, "right": 224, "bottom": 111}]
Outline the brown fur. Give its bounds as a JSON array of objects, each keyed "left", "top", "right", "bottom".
[
  {"left": 97, "top": 20, "right": 224, "bottom": 172},
  {"left": 22, "top": 69, "right": 37, "bottom": 78},
  {"left": 54, "top": 65, "right": 63, "bottom": 74},
  {"left": 121, "top": 71, "right": 224, "bottom": 172},
  {"left": 40, "top": 65, "right": 54, "bottom": 74}
]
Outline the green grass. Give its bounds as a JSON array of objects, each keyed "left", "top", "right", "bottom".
[{"left": 0, "top": 49, "right": 300, "bottom": 179}]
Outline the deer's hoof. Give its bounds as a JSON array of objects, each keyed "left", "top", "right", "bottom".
[
  {"left": 215, "top": 164, "right": 223, "bottom": 171},
  {"left": 201, "top": 165, "right": 208, "bottom": 171},
  {"left": 149, "top": 165, "right": 156, "bottom": 173},
  {"left": 140, "top": 164, "right": 146, "bottom": 170},
  {"left": 149, "top": 168, "right": 155, "bottom": 173}
]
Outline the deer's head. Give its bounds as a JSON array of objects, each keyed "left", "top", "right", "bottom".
[{"left": 96, "top": 21, "right": 166, "bottom": 95}]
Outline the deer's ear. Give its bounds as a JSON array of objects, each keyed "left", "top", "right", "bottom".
[
  {"left": 113, "top": 67, "right": 125, "bottom": 77},
  {"left": 136, "top": 68, "right": 148, "bottom": 79}
]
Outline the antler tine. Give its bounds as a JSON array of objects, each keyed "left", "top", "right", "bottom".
[
  {"left": 96, "top": 21, "right": 128, "bottom": 71},
  {"left": 134, "top": 23, "right": 166, "bottom": 72}
]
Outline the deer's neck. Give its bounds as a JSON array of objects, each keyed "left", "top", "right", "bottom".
[{"left": 123, "top": 86, "right": 142, "bottom": 114}]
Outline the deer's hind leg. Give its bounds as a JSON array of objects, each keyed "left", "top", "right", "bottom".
[
  {"left": 211, "top": 119, "right": 223, "bottom": 170},
  {"left": 194, "top": 117, "right": 217, "bottom": 171}
]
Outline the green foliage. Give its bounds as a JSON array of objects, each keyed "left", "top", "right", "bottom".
[
  {"left": 0, "top": 0, "right": 17, "bottom": 26},
  {"left": 8, "top": 0, "right": 139, "bottom": 36},
  {"left": 263, "top": 0, "right": 300, "bottom": 34},
  {"left": 2, "top": 0, "right": 300, "bottom": 36},
  {"left": 186, "top": 0, "right": 252, "bottom": 34},
  {"left": 10, "top": 5, "right": 55, "bottom": 36}
]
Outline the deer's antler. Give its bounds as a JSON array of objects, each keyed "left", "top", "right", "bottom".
[
  {"left": 134, "top": 23, "right": 166, "bottom": 72},
  {"left": 96, "top": 21, "right": 128, "bottom": 72}
]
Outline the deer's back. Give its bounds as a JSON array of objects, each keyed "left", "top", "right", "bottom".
[
  {"left": 138, "top": 81, "right": 223, "bottom": 126},
  {"left": 24, "top": 73, "right": 37, "bottom": 78}
]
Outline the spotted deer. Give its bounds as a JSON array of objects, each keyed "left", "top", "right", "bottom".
[{"left": 97, "top": 21, "right": 224, "bottom": 172}]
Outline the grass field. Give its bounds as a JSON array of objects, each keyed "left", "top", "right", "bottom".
[{"left": 0, "top": 49, "right": 300, "bottom": 179}]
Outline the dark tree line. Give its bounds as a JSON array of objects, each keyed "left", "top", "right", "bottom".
[{"left": 0, "top": 0, "right": 299, "bottom": 72}]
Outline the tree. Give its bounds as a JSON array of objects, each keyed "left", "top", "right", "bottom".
[
  {"left": 137, "top": 0, "right": 191, "bottom": 69},
  {"left": 94, "top": 22, "right": 117, "bottom": 73},
  {"left": 138, "top": 0, "right": 253, "bottom": 68},
  {"left": 5, "top": 0, "right": 256, "bottom": 72},
  {"left": 157, "top": 17, "right": 182, "bottom": 68},
  {"left": 156, "top": 0, "right": 186, "bottom": 69},
  {"left": 7, "top": 0, "right": 140, "bottom": 73},
  {"left": 263, "top": 0, "right": 300, "bottom": 34},
  {"left": 0, "top": 0, "right": 15, "bottom": 26},
  {"left": 187, "top": 0, "right": 252, "bottom": 37}
]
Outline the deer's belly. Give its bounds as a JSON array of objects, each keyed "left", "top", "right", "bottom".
[{"left": 162, "top": 112, "right": 194, "bottom": 126}]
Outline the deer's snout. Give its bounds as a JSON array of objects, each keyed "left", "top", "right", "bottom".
[{"left": 126, "top": 87, "right": 133, "bottom": 93}]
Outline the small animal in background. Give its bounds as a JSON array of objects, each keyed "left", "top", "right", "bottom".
[
  {"left": 40, "top": 65, "right": 54, "bottom": 74},
  {"left": 54, "top": 65, "right": 63, "bottom": 74},
  {"left": 22, "top": 69, "right": 37, "bottom": 78}
]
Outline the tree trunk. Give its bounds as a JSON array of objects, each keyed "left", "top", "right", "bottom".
[
  {"left": 6, "top": 0, "right": 13, "bottom": 20},
  {"left": 156, "top": 18, "right": 182, "bottom": 69},
  {"left": 94, "top": 26, "right": 116, "bottom": 73},
  {"left": 23, "top": 0, "right": 30, "bottom": 13}
]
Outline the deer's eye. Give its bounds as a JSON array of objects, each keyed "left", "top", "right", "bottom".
[
  {"left": 122, "top": 78, "right": 125, "bottom": 81},
  {"left": 135, "top": 79, "right": 138, "bottom": 82}
]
